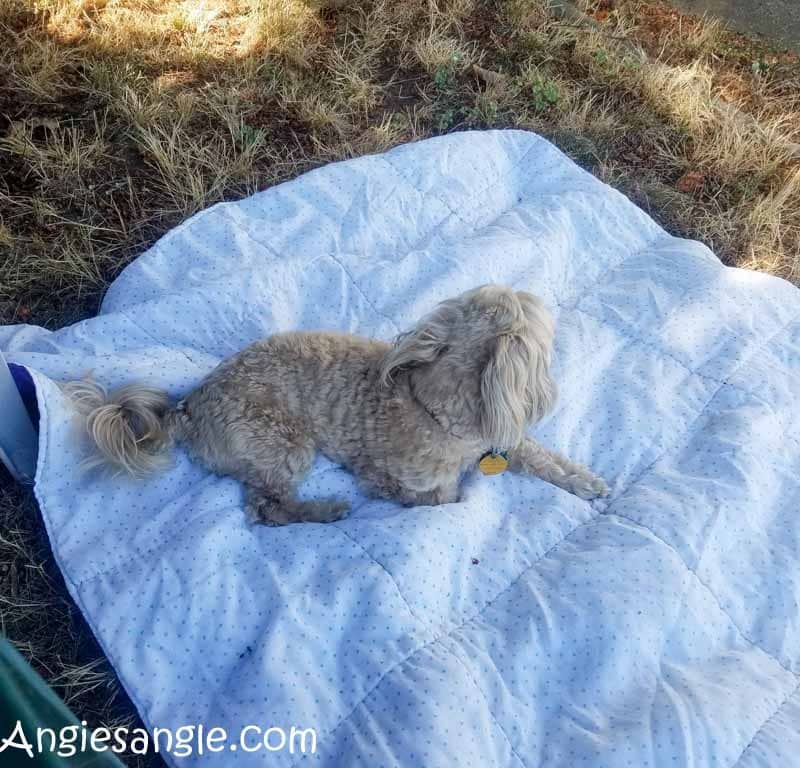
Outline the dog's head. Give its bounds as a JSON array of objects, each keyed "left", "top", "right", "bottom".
[{"left": 380, "top": 284, "right": 557, "bottom": 447}]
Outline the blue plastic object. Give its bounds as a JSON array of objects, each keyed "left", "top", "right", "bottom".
[{"left": 0, "top": 350, "right": 38, "bottom": 482}]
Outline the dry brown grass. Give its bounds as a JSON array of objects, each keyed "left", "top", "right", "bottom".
[{"left": 1, "top": 0, "right": 800, "bottom": 763}]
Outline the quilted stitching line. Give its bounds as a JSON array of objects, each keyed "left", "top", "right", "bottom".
[
  {"left": 380, "top": 138, "right": 552, "bottom": 231},
  {"left": 382, "top": 154, "right": 469, "bottom": 225},
  {"left": 445, "top": 642, "right": 529, "bottom": 768},
  {"left": 608, "top": 512, "right": 799, "bottom": 679},
  {"left": 228, "top": 219, "right": 402, "bottom": 333},
  {"left": 209, "top": 142, "right": 553, "bottom": 341},
  {"left": 738, "top": 335, "right": 800, "bottom": 381},
  {"left": 731, "top": 679, "right": 800, "bottom": 767},
  {"left": 592, "top": 311, "right": 800, "bottom": 683},
  {"left": 372, "top": 162, "right": 760, "bottom": 414},
  {"left": 169, "top": 140, "right": 571, "bottom": 356},
  {"left": 604, "top": 308, "right": 800, "bottom": 504},
  {"left": 119, "top": 310, "right": 205, "bottom": 370},
  {"left": 566, "top": 239, "right": 733, "bottom": 344},
  {"left": 110, "top": 137, "right": 544, "bottom": 319},
  {"left": 331, "top": 523, "right": 429, "bottom": 628},
  {"left": 557, "top": 230, "right": 669, "bottom": 311},
  {"left": 290, "top": 509, "right": 602, "bottom": 766},
  {"left": 70, "top": 466, "right": 349, "bottom": 587},
  {"left": 739, "top": 387, "right": 800, "bottom": 449},
  {"left": 573, "top": 301, "right": 800, "bottom": 395},
  {"left": 324, "top": 252, "right": 400, "bottom": 333},
  {"left": 556, "top": 300, "right": 794, "bottom": 405},
  {"left": 72, "top": 499, "right": 242, "bottom": 587},
  {"left": 572, "top": 304, "right": 736, "bottom": 388}
]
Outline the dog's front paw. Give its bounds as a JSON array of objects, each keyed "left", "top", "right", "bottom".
[{"left": 566, "top": 470, "right": 610, "bottom": 500}]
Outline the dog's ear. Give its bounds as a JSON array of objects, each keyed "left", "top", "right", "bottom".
[
  {"left": 481, "top": 334, "right": 556, "bottom": 447},
  {"left": 379, "top": 300, "right": 459, "bottom": 384}
]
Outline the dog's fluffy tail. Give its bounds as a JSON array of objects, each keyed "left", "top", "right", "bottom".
[{"left": 64, "top": 380, "right": 174, "bottom": 477}]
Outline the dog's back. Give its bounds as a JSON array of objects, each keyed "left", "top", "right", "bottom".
[{"left": 174, "top": 331, "right": 390, "bottom": 472}]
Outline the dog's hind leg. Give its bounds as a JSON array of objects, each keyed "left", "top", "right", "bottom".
[
  {"left": 245, "top": 487, "right": 350, "bottom": 526},
  {"left": 180, "top": 396, "right": 350, "bottom": 525},
  {"left": 234, "top": 442, "right": 350, "bottom": 526},
  {"left": 227, "top": 428, "right": 349, "bottom": 526}
]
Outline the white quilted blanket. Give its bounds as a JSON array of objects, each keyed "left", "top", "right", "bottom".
[{"left": 2, "top": 130, "right": 799, "bottom": 767}]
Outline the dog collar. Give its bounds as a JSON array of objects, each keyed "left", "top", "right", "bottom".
[{"left": 479, "top": 450, "right": 509, "bottom": 475}]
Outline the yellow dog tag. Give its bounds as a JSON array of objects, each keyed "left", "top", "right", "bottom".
[{"left": 479, "top": 452, "right": 509, "bottom": 476}]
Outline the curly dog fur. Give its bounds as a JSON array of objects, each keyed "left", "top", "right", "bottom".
[{"left": 66, "top": 284, "right": 608, "bottom": 525}]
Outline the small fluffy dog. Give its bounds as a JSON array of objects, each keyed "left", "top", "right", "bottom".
[{"left": 68, "top": 285, "right": 608, "bottom": 525}]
